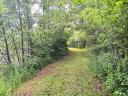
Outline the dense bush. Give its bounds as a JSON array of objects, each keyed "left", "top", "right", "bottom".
[
  {"left": 92, "top": 53, "right": 128, "bottom": 95},
  {"left": 0, "top": 64, "right": 34, "bottom": 96},
  {"left": 33, "top": 28, "right": 68, "bottom": 68}
]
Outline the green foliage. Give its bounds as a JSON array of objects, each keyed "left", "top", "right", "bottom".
[
  {"left": 73, "top": 0, "right": 128, "bottom": 95},
  {"left": 0, "top": 0, "right": 7, "bottom": 14},
  {"left": 0, "top": 78, "right": 8, "bottom": 96},
  {"left": 0, "top": 0, "right": 69, "bottom": 94},
  {"left": 68, "top": 31, "right": 87, "bottom": 48},
  {"left": 91, "top": 53, "right": 114, "bottom": 80},
  {"left": 51, "top": 37, "right": 68, "bottom": 59},
  {"left": 0, "top": 0, "right": 127, "bottom": 95},
  {"left": 0, "top": 28, "right": 68, "bottom": 95},
  {"left": 90, "top": 53, "right": 128, "bottom": 95},
  {"left": 0, "top": 64, "right": 35, "bottom": 95}
]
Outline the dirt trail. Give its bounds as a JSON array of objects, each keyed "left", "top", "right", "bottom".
[
  {"left": 14, "top": 48, "right": 103, "bottom": 96},
  {"left": 15, "top": 58, "right": 66, "bottom": 96}
]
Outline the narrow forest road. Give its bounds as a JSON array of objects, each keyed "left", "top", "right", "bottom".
[{"left": 15, "top": 48, "right": 103, "bottom": 96}]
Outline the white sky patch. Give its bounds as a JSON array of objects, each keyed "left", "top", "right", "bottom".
[
  {"left": 33, "top": 23, "right": 38, "bottom": 28},
  {"left": 31, "top": 3, "right": 42, "bottom": 15},
  {"left": 31, "top": 1, "right": 42, "bottom": 28},
  {"left": 49, "top": 5, "right": 59, "bottom": 11},
  {"left": 65, "top": 4, "right": 70, "bottom": 12}
]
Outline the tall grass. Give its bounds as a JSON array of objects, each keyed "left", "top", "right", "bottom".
[{"left": 0, "top": 64, "right": 35, "bottom": 96}]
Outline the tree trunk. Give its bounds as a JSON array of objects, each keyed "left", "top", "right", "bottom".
[
  {"left": 11, "top": 29, "right": 20, "bottom": 64},
  {"left": 16, "top": 0, "right": 24, "bottom": 63},
  {"left": 0, "top": 16, "right": 11, "bottom": 64}
]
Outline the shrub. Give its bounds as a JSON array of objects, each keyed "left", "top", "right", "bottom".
[
  {"left": 50, "top": 38, "right": 68, "bottom": 59},
  {"left": 1, "top": 65, "right": 24, "bottom": 95},
  {"left": 90, "top": 52, "right": 128, "bottom": 95}
]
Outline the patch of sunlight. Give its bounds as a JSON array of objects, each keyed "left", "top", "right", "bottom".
[{"left": 68, "top": 47, "right": 88, "bottom": 53}]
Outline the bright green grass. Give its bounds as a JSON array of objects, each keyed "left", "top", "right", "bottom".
[
  {"left": 0, "top": 64, "right": 5, "bottom": 76},
  {"left": 32, "top": 48, "right": 101, "bottom": 96}
]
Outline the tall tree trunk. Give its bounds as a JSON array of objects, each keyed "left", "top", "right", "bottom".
[
  {"left": 0, "top": 16, "right": 11, "bottom": 64},
  {"left": 27, "top": 15, "right": 33, "bottom": 56},
  {"left": 0, "top": 49, "right": 8, "bottom": 64},
  {"left": 11, "top": 30, "right": 20, "bottom": 64},
  {"left": 16, "top": 0, "right": 24, "bottom": 63},
  {"left": 26, "top": 0, "right": 33, "bottom": 56}
]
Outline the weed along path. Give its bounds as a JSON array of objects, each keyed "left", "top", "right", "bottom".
[{"left": 15, "top": 48, "right": 102, "bottom": 96}]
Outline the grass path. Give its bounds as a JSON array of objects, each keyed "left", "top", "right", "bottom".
[{"left": 15, "top": 48, "right": 102, "bottom": 96}]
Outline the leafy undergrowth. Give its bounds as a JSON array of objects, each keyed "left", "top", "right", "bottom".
[{"left": 15, "top": 48, "right": 104, "bottom": 96}]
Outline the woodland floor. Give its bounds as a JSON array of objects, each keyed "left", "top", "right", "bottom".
[{"left": 14, "top": 48, "right": 103, "bottom": 96}]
